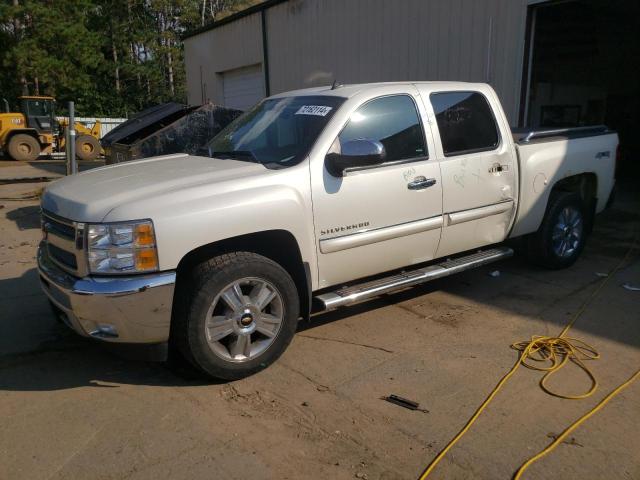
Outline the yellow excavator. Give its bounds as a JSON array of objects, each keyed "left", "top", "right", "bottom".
[{"left": 0, "top": 95, "right": 101, "bottom": 161}]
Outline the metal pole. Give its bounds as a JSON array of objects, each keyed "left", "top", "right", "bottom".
[
  {"left": 68, "top": 101, "right": 77, "bottom": 175},
  {"left": 65, "top": 116, "right": 71, "bottom": 175}
]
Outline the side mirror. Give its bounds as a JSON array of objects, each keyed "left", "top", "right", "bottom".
[{"left": 325, "top": 139, "right": 386, "bottom": 177}]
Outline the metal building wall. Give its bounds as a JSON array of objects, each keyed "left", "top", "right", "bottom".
[
  {"left": 185, "top": 0, "right": 529, "bottom": 123},
  {"left": 184, "top": 12, "right": 263, "bottom": 105}
]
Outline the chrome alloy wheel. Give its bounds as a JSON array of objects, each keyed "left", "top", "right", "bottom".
[
  {"left": 205, "top": 277, "right": 284, "bottom": 363},
  {"left": 552, "top": 206, "right": 583, "bottom": 258}
]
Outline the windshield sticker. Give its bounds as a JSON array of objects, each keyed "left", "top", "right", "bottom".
[{"left": 295, "top": 105, "right": 333, "bottom": 116}]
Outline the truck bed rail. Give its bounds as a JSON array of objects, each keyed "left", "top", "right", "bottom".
[{"left": 514, "top": 125, "right": 610, "bottom": 144}]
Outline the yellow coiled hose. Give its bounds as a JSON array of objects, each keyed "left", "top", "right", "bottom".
[{"left": 418, "top": 234, "right": 639, "bottom": 480}]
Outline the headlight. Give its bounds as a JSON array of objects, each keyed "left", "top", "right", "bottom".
[{"left": 87, "top": 220, "right": 158, "bottom": 274}]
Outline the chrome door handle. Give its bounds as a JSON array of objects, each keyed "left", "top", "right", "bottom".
[{"left": 407, "top": 176, "right": 437, "bottom": 190}]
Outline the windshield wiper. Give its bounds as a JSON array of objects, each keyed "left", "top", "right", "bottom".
[{"left": 211, "top": 150, "right": 259, "bottom": 162}]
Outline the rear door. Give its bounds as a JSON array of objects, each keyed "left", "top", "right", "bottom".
[
  {"left": 417, "top": 87, "right": 517, "bottom": 257},
  {"left": 310, "top": 86, "right": 443, "bottom": 288}
]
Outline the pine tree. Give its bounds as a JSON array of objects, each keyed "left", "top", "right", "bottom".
[{"left": 0, "top": 0, "right": 250, "bottom": 117}]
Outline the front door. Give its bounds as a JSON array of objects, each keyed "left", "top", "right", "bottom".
[
  {"left": 310, "top": 88, "right": 443, "bottom": 289},
  {"left": 419, "top": 88, "right": 518, "bottom": 257}
]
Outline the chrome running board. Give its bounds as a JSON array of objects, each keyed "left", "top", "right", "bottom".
[{"left": 315, "top": 247, "right": 513, "bottom": 310}]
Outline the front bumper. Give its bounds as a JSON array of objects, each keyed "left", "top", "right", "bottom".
[{"left": 37, "top": 242, "right": 176, "bottom": 343}]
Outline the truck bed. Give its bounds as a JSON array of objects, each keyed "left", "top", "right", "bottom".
[{"left": 509, "top": 126, "right": 618, "bottom": 238}]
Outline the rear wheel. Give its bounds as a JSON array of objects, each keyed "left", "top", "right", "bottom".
[
  {"left": 75, "top": 135, "right": 100, "bottom": 161},
  {"left": 7, "top": 134, "right": 40, "bottom": 161},
  {"left": 527, "top": 191, "right": 587, "bottom": 269},
  {"left": 173, "top": 252, "right": 300, "bottom": 380}
]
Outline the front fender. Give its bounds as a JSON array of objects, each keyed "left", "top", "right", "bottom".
[{"left": 103, "top": 167, "right": 317, "bottom": 286}]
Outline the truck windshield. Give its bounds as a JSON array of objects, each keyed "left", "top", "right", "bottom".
[{"left": 205, "top": 95, "right": 345, "bottom": 166}]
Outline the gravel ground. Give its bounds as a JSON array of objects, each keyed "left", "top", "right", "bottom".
[{"left": 1, "top": 161, "right": 638, "bottom": 480}]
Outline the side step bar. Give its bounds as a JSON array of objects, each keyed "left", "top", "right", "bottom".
[{"left": 314, "top": 246, "right": 513, "bottom": 310}]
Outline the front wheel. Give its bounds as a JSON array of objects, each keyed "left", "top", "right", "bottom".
[
  {"left": 7, "top": 134, "right": 41, "bottom": 161},
  {"left": 527, "top": 191, "right": 587, "bottom": 269},
  {"left": 174, "top": 252, "right": 300, "bottom": 380}
]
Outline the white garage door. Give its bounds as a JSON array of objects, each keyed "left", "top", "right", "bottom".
[{"left": 222, "top": 65, "right": 264, "bottom": 111}]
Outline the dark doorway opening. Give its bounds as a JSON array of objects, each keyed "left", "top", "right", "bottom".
[{"left": 521, "top": 0, "right": 640, "bottom": 176}]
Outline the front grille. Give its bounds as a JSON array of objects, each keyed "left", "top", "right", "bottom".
[
  {"left": 42, "top": 210, "right": 84, "bottom": 275},
  {"left": 48, "top": 243, "right": 78, "bottom": 269},
  {"left": 44, "top": 216, "right": 75, "bottom": 239}
]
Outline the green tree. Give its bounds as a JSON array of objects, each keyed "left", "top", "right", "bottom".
[
  {"left": 0, "top": 0, "right": 251, "bottom": 117},
  {"left": 1, "top": 0, "right": 103, "bottom": 114}
]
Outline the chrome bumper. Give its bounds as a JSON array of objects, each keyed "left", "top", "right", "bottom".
[{"left": 37, "top": 242, "right": 176, "bottom": 343}]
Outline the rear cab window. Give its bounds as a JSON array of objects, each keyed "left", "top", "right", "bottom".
[
  {"left": 430, "top": 91, "right": 500, "bottom": 156},
  {"left": 338, "top": 95, "right": 427, "bottom": 164}
]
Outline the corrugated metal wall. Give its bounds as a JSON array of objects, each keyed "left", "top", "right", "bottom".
[
  {"left": 185, "top": 0, "right": 529, "bottom": 123},
  {"left": 185, "top": 12, "right": 263, "bottom": 105}
]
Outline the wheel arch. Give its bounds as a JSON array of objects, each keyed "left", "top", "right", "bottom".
[
  {"left": 548, "top": 173, "right": 598, "bottom": 232},
  {"left": 174, "top": 229, "right": 311, "bottom": 321},
  {"left": 5, "top": 128, "right": 41, "bottom": 144},
  {"left": 550, "top": 172, "right": 597, "bottom": 201}
]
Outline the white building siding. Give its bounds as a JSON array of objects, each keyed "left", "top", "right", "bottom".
[{"left": 185, "top": 0, "right": 529, "bottom": 123}]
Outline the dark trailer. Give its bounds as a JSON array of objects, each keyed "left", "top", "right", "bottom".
[{"left": 102, "top": 103, "right": 242, "bottom": 164}]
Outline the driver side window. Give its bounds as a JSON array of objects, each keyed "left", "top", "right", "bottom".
[{"left": 339, "top": 95, "right": 427, "bottom": 163}]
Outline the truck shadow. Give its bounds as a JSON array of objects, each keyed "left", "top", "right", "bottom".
[{"left": 0, "top": 349, "right": 215, "bottom": 392}]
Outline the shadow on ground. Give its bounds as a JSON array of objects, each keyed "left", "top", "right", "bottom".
[
  {"left": 5, "top": 205, "right": 41, "bottom": 230},
  {"left": 0, "top": 158, "right": 104, "bottom": 176}
]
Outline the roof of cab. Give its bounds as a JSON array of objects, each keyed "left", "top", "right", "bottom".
[{"left": 268, "top": 81, "right": 488, "bottom": 99}]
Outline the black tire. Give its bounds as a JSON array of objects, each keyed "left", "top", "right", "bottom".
[
  {"left": 173, "top": 252, "right": 300, "bottom": 380},
  {"left": 75, "top": 135, "right": 100, "bottom": 161},
  {"left": 7, "top": 133, "right": 40, "bottom": 161},
  {"left": 526, "top": 191, "right": 587, "bottom": 269}
]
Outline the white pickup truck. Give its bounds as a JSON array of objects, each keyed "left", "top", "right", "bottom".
[{"left": 38, "top": 82, "right": 617, "bottom": 379}]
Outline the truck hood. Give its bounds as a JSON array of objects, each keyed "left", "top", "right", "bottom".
[{"left": 41, "top": 153, "right": 267, "bottom": 222}]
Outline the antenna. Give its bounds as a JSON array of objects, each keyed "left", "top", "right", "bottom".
[{"left": 331, "top": 80, "right": 339, "bottom": 90}]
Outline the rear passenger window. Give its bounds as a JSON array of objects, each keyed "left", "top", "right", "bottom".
[
  {"left": 430, "top": 92, "right": 500, "bottom": 156},
  {"left": 339, "top": 95, "right": 427, "bottom": 163}
]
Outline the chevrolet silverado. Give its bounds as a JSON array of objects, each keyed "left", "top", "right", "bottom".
[{"left": 38, "top": 82, "right": 617, "bottom": 379}]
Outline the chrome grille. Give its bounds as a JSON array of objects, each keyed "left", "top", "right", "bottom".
[
  {"left": 48, "top": 243, "right": 78, "bottom": 269},
  {"left": 42, "top": 210, "right": 87, "bottom": 277},
  {"left": 44, "top": 216, "right": 75, "bottom": 240}
]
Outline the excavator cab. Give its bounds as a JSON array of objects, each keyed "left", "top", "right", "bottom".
[{"left": 18, "top": 96, "right": 56, "bottom": 134}]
